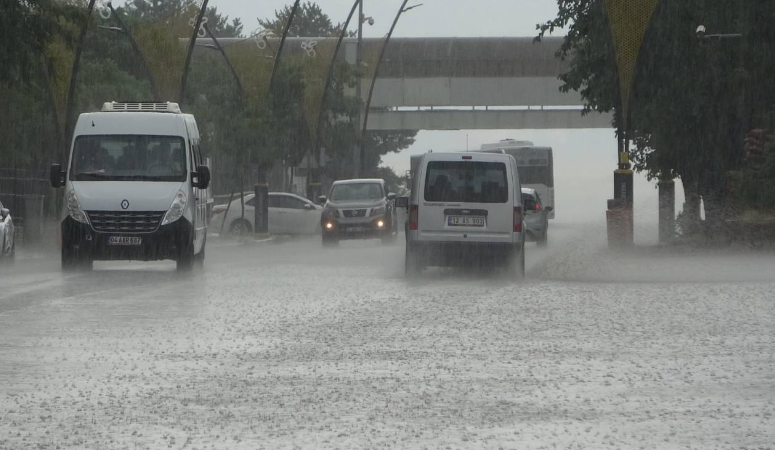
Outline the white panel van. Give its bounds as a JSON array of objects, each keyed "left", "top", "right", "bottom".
[
  {"left": 397, "top": 152, "right": 526, "bottom": 277},
  {"left": 50, "top": 102, "right": 210, "bottom": 271}
]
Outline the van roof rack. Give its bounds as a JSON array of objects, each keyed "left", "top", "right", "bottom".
[{"left": 101, "top": 102, "right": 181, "bottom": 113}]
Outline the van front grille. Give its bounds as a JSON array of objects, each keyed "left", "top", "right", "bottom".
[{"left": 87, "top": 211, "right": 164, "bottom": 233}]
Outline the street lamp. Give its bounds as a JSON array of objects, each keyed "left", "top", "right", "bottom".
[
  {"left": 97, "top": 4, "right": 159, "bottom": 100},
  {"left": 696, "top": 24, "right": 743, "bottom": 41},
  {"left": 358, "top": 1, "right": 423, "bottom": 177},
  {"left": 402, "top": 3, "right": 423, "bottom": 13},
  {"left": 195, "top": 23, "right": 244, "bottom": 99}
]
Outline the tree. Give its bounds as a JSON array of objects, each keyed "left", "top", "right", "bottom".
[
  {"left": 258, "top": 1, "right": 348, "bottom": 38},
  {"left": 0, "top": 0, "right": 63, "bottom": 86},
  {"left": 537, "top": 0, "right": 775, "bottom": 223}
]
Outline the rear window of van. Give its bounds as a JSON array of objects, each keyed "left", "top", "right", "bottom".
[{"left": 424, "top": 161, "right": 508, "bottom": 203}]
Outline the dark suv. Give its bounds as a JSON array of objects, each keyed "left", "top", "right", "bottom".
[{"left": 319, "top": 179, "right": 397, "bottom": 245}]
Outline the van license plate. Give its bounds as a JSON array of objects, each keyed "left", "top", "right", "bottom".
[
  {"left": 108, "top": 236, "right": 142, "bottom": 246},
  {"left": 448, "top": 216, "right": 485, "bottom": 227}
]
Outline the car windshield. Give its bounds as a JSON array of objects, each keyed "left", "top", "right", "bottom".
[
  {"left": 330, "top": 183, "right": 383, "bottom": 201},
  {"left": 70, "top": 135, "right": 187, "bottom": 182},
  {"left": 424, "top": 161, "right": 508, "bottom": 203}
]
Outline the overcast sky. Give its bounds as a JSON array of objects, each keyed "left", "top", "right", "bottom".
[{"left": 210, "top": 0, "right": 560, "bottom": 39}]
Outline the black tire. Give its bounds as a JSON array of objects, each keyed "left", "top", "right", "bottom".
[
  {"left": 537, "top": 224, "right": 548, "bottom": 247},
  {"left": 177, "top": 242, "right": 194, "bottom": 272},
  {"left": 229, "top": 219, "right": 252, "bottom": 237},
  {"left": 381, "top": 230, "right": 397, "bottom": 245},
  {"left": 62, "top": 239, "right": 92, "bottom": 272},
  {"left": 62, "top": 242, "right": 76, "bottom": 272},
  {"left": 514, "top": 245, "right": 526, "bottom": 279},
  {"left": 195, "top": 236, "right": 206, "bottom": 268},
  {"left": 322, "top": 233, "right": 339, "bottom": 247},
  {"left": 405, "top": 246, "right": 424, "bottom": 278}
]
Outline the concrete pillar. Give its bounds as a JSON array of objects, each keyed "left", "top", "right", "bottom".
[
  {"left": 658, "top": 179, "right": 675, "bottom": 244},
  {"left": 607, "top": 165, "right": 634, "bottom": 247},
  {"left": 254, "top": 168, "right": 269, "bottom": 239}
]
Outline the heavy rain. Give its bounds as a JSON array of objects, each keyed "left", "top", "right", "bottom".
[{"left": 1, "top": 1, "right": 774, "bottom": 449}]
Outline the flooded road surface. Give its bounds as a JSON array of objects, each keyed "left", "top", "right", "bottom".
[{"left": 1, "top": 224, "right": 774, "bottom": 449}]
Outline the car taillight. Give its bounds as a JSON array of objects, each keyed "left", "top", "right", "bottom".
[
  {"left": 535, "top": 203, "right": 541, "bottom": 211},
  {"left": 513, "top": 206, "right": 523, "bottom": 232},
  {"left": 409, "top": 205, "right": 419, "bottom": 230}
]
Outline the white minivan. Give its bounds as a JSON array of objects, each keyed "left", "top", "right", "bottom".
[
  {"left": 397, "top": 152, "right": 526, "bottom": 277},
  {"left": 50, "top": 102, "right": 210, "bottom": 271}
]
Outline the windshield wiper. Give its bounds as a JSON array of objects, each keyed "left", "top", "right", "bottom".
[{"left": 75, "top": 172, "right": 112, "bottom": 180}]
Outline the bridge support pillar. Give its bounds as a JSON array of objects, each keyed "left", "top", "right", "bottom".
[{"left": 658, "top": 179, "right": 675, "bottom": 245}]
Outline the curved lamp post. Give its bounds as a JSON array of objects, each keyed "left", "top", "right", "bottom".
[
  {"left": 100, "top": 3, "right": 160, "bottom": 100},
  {"left": 63, "top": 0, "right": 97, "bottom": 160},
  {"left": 200, "top": 23, "right": 244, "bottom": 99},
  {"left": 309, "top": 0, "right": 362, "bottom": 195},
  {"left": 267, "top": 0, "right": 302, "bottom": 96},
  {"left": 179, "top": 0, "right": 210, "bottom": 105},
  {"left": 359, "top": 1, "right": 422, "bottom": 177}
]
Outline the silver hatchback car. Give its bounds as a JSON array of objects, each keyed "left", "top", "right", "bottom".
[{"left": 522, "top": 188, "right": 552, "bottom": 246}]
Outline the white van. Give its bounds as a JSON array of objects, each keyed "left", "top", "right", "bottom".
[
  {"left": 397, "top": 152, "right": 526, "bottom": 277},
  {"left": 50, "top": 102, "right": 210, "bottom": 271}
]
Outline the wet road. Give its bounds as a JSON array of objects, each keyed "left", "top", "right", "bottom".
[{"left": 1, "top": 224, "right": 774, "bottom": 449}]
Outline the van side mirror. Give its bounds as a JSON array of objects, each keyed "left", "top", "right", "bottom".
[
  {"left": 395, "top": 196, "right": 409, "bottom": 208},
  {"left": 318, "top": 195, "right": 327, "bottom": 204},
  {"left": 194, "top": 165, "right": 210, "bottom": 189},
  {"left": 50, "top": 164, "right": 65, "bottom": 188},
  {"left": 387, "top": 192, "right": 397, "bottom": 201},
  {"left": 1, "top": 208, "right": 9, "bottom": 219},
  {"left": 545, "top": 206, "right": 553, "bottom": 212},
  {"left": 304, "top": 203, "right": 315, "bottom": 210}
]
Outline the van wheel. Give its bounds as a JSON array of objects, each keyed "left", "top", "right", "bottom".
[
  {"left": 62, "top": 240, "right": 92, "bottom": 272},
  {"left": 405, "top": 247, "right": 424, "bottom": 278},
  {"left": 229, "top": 219, "right": 252, "bottom": 237},
  {"left": 514, "top": 246, "right": 526, "bottom": 279},
  {"left": 537, "top": 226, "right": 548, "bottom": 247},
  {"left": 177, "top": 244, "right": 194, "bottom": 272},
  {"left": 62, "top": 243, "right": 76, "bottom": 272},
  {"left": 381, "top": 231, "right": 397, "bottom": 245},
  {"left": 195, "top": 236, "right": 206, "bottom": 268}
]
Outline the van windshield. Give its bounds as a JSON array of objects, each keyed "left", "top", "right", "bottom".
[
  {"left": 70, "top": 135, "right": 187, "bottom": 182},
  {"left": 424, "top": 161, "right": 508, "bottom": 203}
]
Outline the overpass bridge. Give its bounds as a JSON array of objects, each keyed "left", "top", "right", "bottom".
[{"left": 214, "top": 36, "right": 613, "bottom": 131}]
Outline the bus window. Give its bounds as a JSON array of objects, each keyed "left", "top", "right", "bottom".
[{"left": 517, "top": 166, "right": 553, "bottom": 187}]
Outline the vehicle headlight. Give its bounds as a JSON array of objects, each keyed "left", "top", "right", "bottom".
[
  {"left": 323, "top": 207, "right": 339, "bottom": 219},
  {"left": 67, "top": 190, "right": 89, "bottom": 224},
  {"left": 162, "top": 190, "right": 187, "bottom": 225},
  {"left": 370, "top": 206, "right": 386, "bottom": 217}
]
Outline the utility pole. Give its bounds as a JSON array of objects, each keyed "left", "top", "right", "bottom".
[{"left": 354, "top": 0, "right": 364, "bottom": 178}]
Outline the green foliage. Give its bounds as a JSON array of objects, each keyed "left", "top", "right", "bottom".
[
  {"left": 538, "top": 0, "right": 775, "bottom": 212},
  {"left": 257, "top": 1, "right": 347, "bottom": 38},
  {"left": 0, "top": 0, "right": 76, "bottom": 86}
]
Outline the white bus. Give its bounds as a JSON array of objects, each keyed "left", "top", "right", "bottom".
[{"left": 480, "top": 140, "right": 555, "bottom": 219}]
